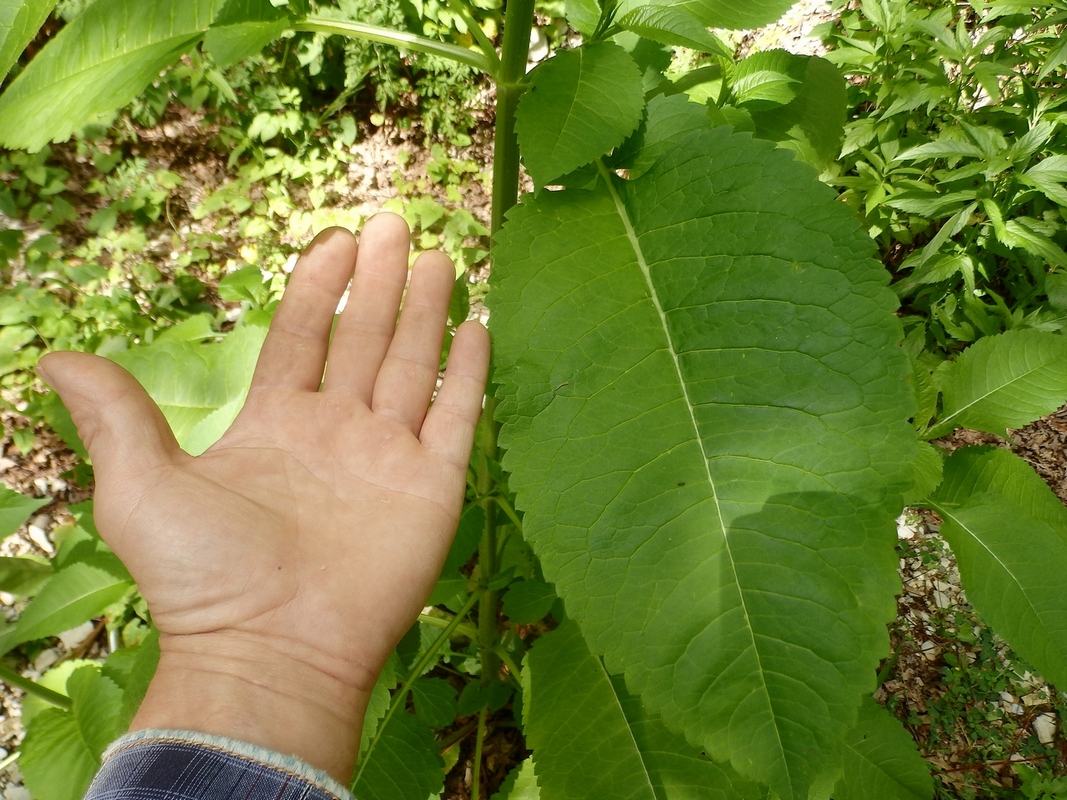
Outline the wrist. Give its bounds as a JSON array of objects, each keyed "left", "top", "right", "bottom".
[{"left": 131, "top": 630, "right": 374, "bottom": 783}]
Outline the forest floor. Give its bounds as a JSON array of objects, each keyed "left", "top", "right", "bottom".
[{"left": 2, "top": 3, "right": 1067, "bottom": 798}]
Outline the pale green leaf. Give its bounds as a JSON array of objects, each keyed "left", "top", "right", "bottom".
[
  {"left": 617, "top": 6, "right": 729, "bottom": 57},
  {"left": 731, "top": 50, "right": 846, "bottom": 169},
  {"left": 1003, "top": 218, "right": 1067, "bottom": 268},
  {"left": 896, "top": 139, "right": 985, "bottom": 162},
  {"left": 625, "top": 0, "right": 798, "bottom": 30},
  {"left": 515, "top": 42, "right": 644, "bottom": 187},
  {"left": 0, "top": 554, "right": 52, "bottom": 596},
  {"left": 927, "top": 329, "right": 1067, "bottom": 438},
  {"left": 204, "top": 0, "right": 291, "bottom": 68},
  {"left": 110, "top": 630, "right": 159, "bottom": 727},
  {"left": 0, "top": 562, "right": 132, "bottom": 655},
  {"left": 351, "top": 711, "right": 444, "bottom": 800},
  {"left": 1021, "top": 155, "right": 1067, "bottom": 207},
  {"left": 67, "top": 665, "right": 124, "bottom": 759},
  {"left": 0, "top": 0, "right": 228, "bottom": 150},
  {"left": 492, "top": 760, "right": 540, "bottom": 800},
  {"left": 0, "top": 0, "right": 57, "bottom": 83},
  {"left": 525, "top": 621, "right": 766, "bottom": 800},
  {"left": 490, "top": 126, "right": 915, "bottom": 800},
  {"left": 904, "top": 443, "right": 943, "bottom": 506},
  {"left": 834, "top": 698, "right": 934, "bottom": 800},
  {"left": 930, "top": 446, "right": 1067, "bottom": 690},
  {"left": 0, "top": 483, "right": 47, "bottom": 538},
  {"left": 110, "top": 323, "right": 267, "bottom": 454},
  {"left": 428, "top": 503, "right": 483, "bottom": 608},
  {"left": 360, "top": 651, "right": 399, "bottom": 755},
  {"left": 22, "top": 659, "right": 94, "bottom": 729}
]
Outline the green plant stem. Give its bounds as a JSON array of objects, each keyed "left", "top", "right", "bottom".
[
  {"left": 0, "top": 664, "right": 71, "bottom": 710},
  {"left": 294, "top": 18, "right": 494, "bottom": 75},
  {"left": 471, "top": 705, "right": 489, "bottom": 800},
  {"left": 492, "top": 645, "right": 523, "bottom": 685},
  {"left": 492, "top": 494, "right": 523, "bottom": 530},
  {"left": 351, "top": 589, "right": 481, "bottom": 791},
  {"left": 443, "top": 0, "right": 501, "bottom": 72},
  {"left": 418, "top": 611, "right": 480, "bottom": 641},
  {"left": 489, "top": 0, "right": 536, "bottom": 236},
  {"left": 476, "top": 403, "right": 502, "bottom": 687},
  {"left": 0, "top": 750, "right": 18, "bottom": 772}
]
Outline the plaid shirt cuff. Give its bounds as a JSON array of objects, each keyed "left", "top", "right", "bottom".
[{"left": 84, "top": 730, "right": 355, "bottom": 800}]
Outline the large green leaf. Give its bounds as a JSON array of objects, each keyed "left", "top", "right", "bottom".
[
  {"left": 351, "top": 710, "right": 444, "bottom": 800},
  {"left": 515, "top": 42, "right": 644, "bottom": 187},
  {"left": 110, "top": 322, "right": 267, "bottom": 455},
  {"left": 617, "top": 6, "right": 729, "bottom": 57},
  {"left": 0, "top": 0, "right": 228, "bottom": 150},
  {"left": 927, "top": 329, "right": 1067, "bottom": 438},
  {"left": 525, "top": 621, "right": 765, "bottom": 800},
  {"left": 0, "top": 483, "right": 48, "bottom": 538},
  {"left": 490, "top": 126, "right": 915, "bottom": 800},
  {"left": 929, "top": 446, "right": 1067, "bottom": 690},
  {"left": 21, "top": 664, "right": 124, "bottom": 800},
  {"left": 834, "top": 698, "right": 933, "bottom": 800},
  {"left": 0, "top": 0, "right": 58, "bottom": 83},
  {"left": 493, "top": 760, "right": 540, "bottom": 800},
  {"left": 0, "top": 561, "right": 133, "bottom": 654},
  {"left": 0, "top": 554, "right": 52, "bottom": 596},
  {"left": 618, "top": 0, "right": 798, "bottom": 30},
  {"left": 204, "top": 0, "right": 293, "bottom": 68}
]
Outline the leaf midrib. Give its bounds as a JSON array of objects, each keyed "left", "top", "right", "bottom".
[
  {"left": 597, "top": 161, "right": 790, "bottom": 787},
  {"left": 938, "top": 349, "right": 1065, "bottom": 430}
]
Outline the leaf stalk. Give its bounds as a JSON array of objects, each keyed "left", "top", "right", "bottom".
[{"left": 0, "top": 664, "right": 72, "bottom": 710}]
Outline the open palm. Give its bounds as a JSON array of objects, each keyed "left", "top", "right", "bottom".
[{"left": 37, "top": 215, "right": 490, "bottom": 780}]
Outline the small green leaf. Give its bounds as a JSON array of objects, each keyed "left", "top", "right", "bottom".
[
  {"left": 0, "top": 554, "right": 52, "bottom": 596},
  {"left": 217, "top": 264, "right": 267, "bottom": 303},
  {"left": 524, "top": 621, "right": 767, "bottom": 800},
  {"left": 0, "top": 562, "right": 132, "bottom": 655},
  {"left": 904, "top": 443, "right": 943, "bottom": 506},
  {"left": 928, "top": 329, "right": 1067, "bottom": 438},
  {"left": 428, "top": 504, "right": 483, "bottom": 608},
  {"left": 614, "top": 94, "right": 711, "bottom": 178},
  {"left": 352, "top": 711, "right": 444, "bottom": 800},
  {"left": 618, "top": 6, "right": 729, "bottom": 57},
  {"left": 931, "top": 446, "right": 1067, "bottom": 691},
  {"left": 360, "top": 651, "right": 400, "bottom": 755},
  {"left": 0, "top": 483, "right": 48, "bottom": 538},
  {"left": 411, "top": 677, "right": 458, "bottom": 728},
  {"left": 834, "top": 698, "right": 934, "bottom": 800},
  {"left": 658, "top": 0, "right": 799, "bottom": 30},
  {"left": 1003, "top": 218, "right": 1067, "bottom": 269},
  {"left": 515, "top": 42, "right": 644, "bottom": 187},
  {"left": 502, "top": 579, "right": 557, "bottom": 624},
  {"left": 0, "top": 0, "right": 228, "bottom": 150},
  {"left": 0, "top": 0, "right": 58, "bottom": 82}
]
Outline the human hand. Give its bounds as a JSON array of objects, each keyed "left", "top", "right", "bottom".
[{"left": 36, "top": 215, "right": 490, "bottom": 782}]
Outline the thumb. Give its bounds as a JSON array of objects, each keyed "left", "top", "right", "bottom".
[{"left": 37, "top": 351, "right": 180, "bottom": 480}]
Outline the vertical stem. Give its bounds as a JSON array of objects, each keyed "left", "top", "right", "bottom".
[
  {"left": 471, "top": 705, "right": 489, "bottom": 800},
  {"left": 490, "top": 0, "right": 536, "bottom": 236},
  {"left": 476, "top": 400, "right": 501, "bottom": 687}
]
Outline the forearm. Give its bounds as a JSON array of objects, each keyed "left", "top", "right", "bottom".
[{"left": 131, "top": 631, "right": 373, "bottom": 783}]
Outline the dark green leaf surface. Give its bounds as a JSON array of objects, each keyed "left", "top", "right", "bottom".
[
  {"left": 490, "top": 127, "right": 915, "bottom": 799},
  {"left": 614, "top": 94, "right": 711, "bottom": 178},
  {"left": 0, "top": 483, "right": 48, "bottom": 538},
  {"left": 931, "top": 446, "right": 1067, "bottom": 690},
  {"left": 0, "top": 0, "right": 228, "bottom": 150},
  {"left": 411, "top": 676, "right": 458, "bottom": 728},
  {"left": 0, "top": 0, "right": 57, "bottom": 82},
  {"left": 525, "top": 621, "right": 764, "bottom": 800},
  {"left": 0, "top": 562, "right": 132, "bottom": 654},
  {"left": 0, "top": 554, "right": 52, "bottom": 596},
  {"left": 834, "top": 698, "right": 933, "bottom": 800},
  {"left": 927, "top": 329, "right": 1067, "bottom": 438},
  {"left": 352, "top": 711, "right": 444, "bottom": 800},
  {"left": 502, "top": 578, "right": 557, "bottom": 624},
  {"left": 515, "top": 42, "right": 644, "bottom": 187}
]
